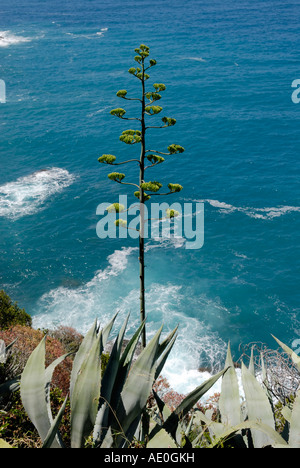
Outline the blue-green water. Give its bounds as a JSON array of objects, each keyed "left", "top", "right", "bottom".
[{"left": 0, "top": 0, "right": 299, "bottom": 392}]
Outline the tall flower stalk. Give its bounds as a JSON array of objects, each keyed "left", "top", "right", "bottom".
[{"left": 99, "top": 44, "right": 185, "bottom": 348}]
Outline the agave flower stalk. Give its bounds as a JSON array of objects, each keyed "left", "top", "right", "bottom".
[{"left": 98, "top": 44, "right": 185, "bottom": 348}]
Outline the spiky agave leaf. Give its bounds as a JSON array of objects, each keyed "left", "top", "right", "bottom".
[
  {"left": 148, "top": 368, "right": 229, "bottom": 446},
  {"left": 20, "top": 337, "right": 61, "bottom": 448},
  {"left": 218, "top": 343, "right": 241, "bottom": 427},
  {"left": 288, "top": 389, "right": 300, "bottom": 448},
  {"left": 272, "top": 335, "right": 300, "bottom": 372},
  {"left": 70, "top": 329, "right": 103, "bottom": 448},
  {"left": 241, "top": 363, "right": 275, "bottom": 448},
  {"left": 112, "top": 326, "right": 177, "bottom": 447},
  {"left": 69, "top": 315, "right": 118, "bottom": 448}
]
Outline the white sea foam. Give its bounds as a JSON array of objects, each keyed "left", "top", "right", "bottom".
[
  {"left": 32, "top": 253, "right": 229, "bottom": 398},
  {"left": 114, "top": 283, "right": 229, "bottom": 397},
  {"left": 32, "top": 246, "right": 138, "bottom": 332},
  {"left": 0, "top": 168, "right": 76, "bottom": 219},
  {"left": 0, "top": 31, "right": 31, "bottom": 47},
  {"left": 200, "top": 199, "right": 300, "bottom": 220},
  {"left": 87, "top": 246, "right": 138, "bottom": 285}
]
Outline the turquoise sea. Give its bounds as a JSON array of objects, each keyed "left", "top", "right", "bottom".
[{"left": 0, "top": 0, "right": 299, "bottom": 393}]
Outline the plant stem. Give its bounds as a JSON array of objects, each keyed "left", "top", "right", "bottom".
[{"left": 139, "top": 58, "right": 146, "bottom": 349}]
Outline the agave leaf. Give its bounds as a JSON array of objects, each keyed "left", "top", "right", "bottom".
[
  {"left": 260, "top": 352, "right": 268, "bottom": 393},
  {"left": 0, "top": 376, "right": 20, "bottom": 396},
  {"left": 70, "top": 330, "right": 103, "bottom": 448},
  {"left": 43, "top": 352, "right": 72, "bottom": 448},
  {"left": 45, "top": 353, "right": 72, "bottom": 422},
  {"left": 172, "top": 368, "right": 229, "bottom": 418},
  {"left": 152, "top": 388, "right": 172, "bottom": 424},
  {"left": 42, "top": 394, "right": 68, "bottom": 449},
  {"left": 260, "top": 353, "right": 274, "bottom": 409},
  {"left": 147, "top": 426, "right": 177, "bottom": 448},
  {"left": 273, "top": 444, "right": 292, "bottom": 449},
  {"left": 111, "top": 319, "right": 146, "bottom": 399},
  {"left": 219, "top": 343, "right": 241, "bottom": 427},
  {"left": 114, "top": 326, "right": 164, "bottom": 439},
  {"left": 241, "top": 363, "right": 275, "bottom": 448},
  {"left": 248, "top": 346, "right": 255, "bottom": 376},
  {"left": 99, "top": 427, "right": 114, "bottom": 448},
  {"left": 100, "top": 314, "right": 129, "bottom": 404},
  {"left": 209, "top": 420, "right": 287, "bottom": 448},
  {"left": 102, "top": 312, "right": 118, "bottom": 348},
  {"left": 0, "top": 338, "right": 17, "bottom": 364},
  {"left": 122, "top": 414, "right": 145, "bottom": 448},
  {"left": 70, "top": 320, "right": 98, "bottom": 401},
  {"left": 155, "top": 326, "right": 178, "bottom": 362},
  {"left": 155, "top": 331, "right": 178, "bottom": 380},
  {"left": 0, "top": 340, "right": 6, "bottom": 363},
  {"left": 93, "top": 320, "right": 146, "bottom": 447},
  {"left": 150, "top": 368, "right": 229, "bottom": 444},
  {"left": 272, "top": 335, "right": 300, "bottom": 372},
  {"left": 147, "top": 389, "right": 184, "bottom": 447},
  {"left": 93, "top": 315, "right": 129, "bottom": 446},
  {"left": 5, "top": 338, "right": 18, "bottom": 353},
  {"left": 20, "top": 337, "right": 61, "bottom": 448},
  {"left": 0, "top": 439, "right": 12, "bottom": 448},
  {"left": 196, "top": 410, "right": 226, "bottom": 438},
  {"left": 288, "top": 390, "right": 300, "bottom": 448},
  {"left": 281, "top": 405, "right": 292, "bottom": 424}
]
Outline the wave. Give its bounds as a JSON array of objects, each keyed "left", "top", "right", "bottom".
[
  {"left": 0, "top": 30, "right": 31, "bottom": 47},
  {"left": 0, "top": 168, "right": 76, "bottom": 219},
  {"left": 32, "top": 246, "right": 138, "bottom": 333},
  {"left": 200, "top": 199, "right": 300, "bottom": 220},
  {"left": 32, "top": 248, "right": 228, "bottom": 397}
]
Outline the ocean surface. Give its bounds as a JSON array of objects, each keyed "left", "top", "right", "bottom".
[{"left": 0, "top": 0, "right": 299, "bottom": 394}]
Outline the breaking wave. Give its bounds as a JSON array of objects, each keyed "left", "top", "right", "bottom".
[
  {"left": 0, "top": 168, "right": 76, "bottom": 219},
  {"left": 0, "top": 30, "right": 31, "bottom": 47},
  {"left": 32, "top": 245, "right": 228, "bottom": 396}
]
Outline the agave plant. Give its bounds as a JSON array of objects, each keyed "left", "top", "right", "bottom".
[
  {"left": 146, "top": 368, "right": 229, "bottom": 448},
  {"left": 19, "top": 314, "right": 178, "bottom": 448},
  {"left": 0, "top": 340, "right": 6, "bottom": 364},
  {"left": 0, "top": 338, "right": 20, "bottom": 397},
  {"left": 0, "top": 338, "right": 17, "bottom": 365},
  {"left": 188, "top": 337, "right": 300, "bottom": 449},
  {"left": 16, "top": 313, "right": 232, "bottom": 449}
]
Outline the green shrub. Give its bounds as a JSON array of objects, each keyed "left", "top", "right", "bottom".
[
  {"left": 0, "top": 291, "right": 32, "bottom": 330},
  {"left": 0, "top": 389, "right": 71, "bottom": 448}
]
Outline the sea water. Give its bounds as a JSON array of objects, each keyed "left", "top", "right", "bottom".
[{"left": 0, "top": 0, "right": 299, "bottom": 395}]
